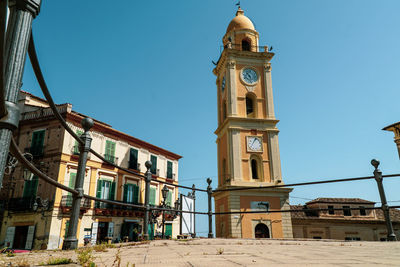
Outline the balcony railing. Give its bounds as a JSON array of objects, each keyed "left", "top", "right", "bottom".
[
  {"left": 8, "top": 196, "right": 36, "bottom": 211},
  {"left": 25, "top": 146, "right": 44, "bottom": 157},
  {"left": 128, "top": 162, "right": 140, "bottom": 171},
  {"left": 60, "top": 195, "right": 91, "bottom": 208},
  {"left": 104, "top": 154, "right": 118, "bottom": 164},
  {"left": 94, "top": 199, "right": 144, "bottom": 216}
]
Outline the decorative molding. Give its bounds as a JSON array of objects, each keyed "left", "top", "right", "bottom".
[
  {"left": 245, "top": 85, "right": 256, "bottom": 92},
  {"left": 264, "top": 63, "right": 272, "bottom": 72},
  {"left": 227, "top": 60, "right": 236, "bottom": 69}
]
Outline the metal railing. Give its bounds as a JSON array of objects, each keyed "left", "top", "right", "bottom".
[
  {"left": 8, "top": 196, "right": 36, "bottom": 211},
  {"left": 60, "top": 195, "right": 90, "bottom": 209},
  {"left": 104, "top": 154, "right": 118, "bottom": 164}
]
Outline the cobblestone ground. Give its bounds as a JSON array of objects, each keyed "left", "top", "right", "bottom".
[{"left": 1, "top": 238, "right": 400, "bottom": 266}]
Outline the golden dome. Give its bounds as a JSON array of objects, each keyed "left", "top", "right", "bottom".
[{"left": 226, "top": 8, "right": 255, "bottom": 33}]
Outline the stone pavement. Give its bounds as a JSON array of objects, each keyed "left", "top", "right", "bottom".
[{"left": 3, "top": 238, "right": 400, "bottom": 266}]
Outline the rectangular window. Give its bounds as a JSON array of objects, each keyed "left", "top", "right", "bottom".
[
  {"left": 129, "top": 148, "right": 138, "bottom": 170},
  {"left": 150, "top": 155, "right": 157, "bottom": 175},
  {"left": 343, "top": 206, "right": 351, "bottom": 216},
  {"left": 105, "top": 140, "right": 116, "bottom": 163},
  {"left": 359, "top": 206, "right": 366, "bottom": 216},
  {"left": 96, "top": 179, "right": 116, "bottom": 208},
  {"left": 149, "top": 187, "right": 156, "bottom": 205},
  {"left": 328, "top": 205, "right": 334, "bottom": 215},
  {"left": 123, "top": 184, "right": 139, "bottom": 204},
  {"left": 167, "top": 161, "right": 173, "bottom": 179},
  {"left": 73, "top": 130, "right": 83, "bottom": 155},
  {"left": 30, "top": 130, "right": 45, "bottom": 157},
  {"left": 22, "top": 175, "right": 39, "bottom": 198}
]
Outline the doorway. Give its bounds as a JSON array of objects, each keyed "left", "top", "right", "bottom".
[
  {"left": 254, "top": 223, "right": 270, "bottom": 238},
  {"left": 97, "top": 222, "right": 109, "bottom": 243},
  {"left": 13, "top": 226, "right": 28, "bottom": 249}
]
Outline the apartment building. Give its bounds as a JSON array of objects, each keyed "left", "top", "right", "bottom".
[
  {"left": 291, "top": 198, "right": 400, "bottom": 241},
  {"left": 0, "top": 91, "right": 181, "bottom": 250}
]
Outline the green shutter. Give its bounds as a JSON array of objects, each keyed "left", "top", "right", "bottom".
[
  {"left": 109, "top": 181, "right": 116, "bottom": 200},
  {"left": 74, "top": 130, "right": 83, "bottom": 154},
  {"left": 95, "top": 180, "right": 103, "bottom": 208},
  {"left": 133, "top": 184, "right": 139, "bottom": 204},
  {"left": 123, "top": 184, "right": 128, "bottom": 202},
  {"left": 166, "top": 191, "right": 172, "bottom": 207},
  {"left": 129, "top": 148, "right": 138, "bottom": 169},
  {"left": 23, "top": 176, "right": 39, "bottom": 198},
  {"left": 31, "top": 130, "right": 45, "bottom": 156},
  {"left": 165, "top": 224, "right": 172, "bottom": 237},
  {"left": 167, "top": 161, "right": 173, "bottom": 179},
  {"left": 148, "top": 223, "right": 154, "bottom": 240},
  {"left": 150, "top": 155, "right": 157, "bottom": 174},
  {"left": 64, "top": 220, "right": 70, "bottom": 238},
  {"left": 149, "top": 187, "right": 156, "bottom": 205}
]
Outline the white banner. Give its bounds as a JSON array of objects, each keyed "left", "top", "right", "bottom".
[
  {"left": 91, "top": 222, "right": 98, "bottom": 246},
  {"left": 181, "top": 195, "right": 194, "bottom": 235}
]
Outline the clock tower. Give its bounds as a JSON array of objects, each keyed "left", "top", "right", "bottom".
[{"left": 213, "top": 7, "right": 293, "bottom": 238}]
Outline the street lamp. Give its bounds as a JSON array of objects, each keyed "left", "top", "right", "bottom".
[{"left": 161, "top": 185, "right": 169, "bottom": 239}]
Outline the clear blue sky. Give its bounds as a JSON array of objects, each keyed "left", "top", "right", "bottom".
[{"left": 22, "top": 0, "right": 400, "bottom": 236}]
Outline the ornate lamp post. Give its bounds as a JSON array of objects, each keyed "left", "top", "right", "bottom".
[{"left": 161, "top": 185, "right": 169, "bottom": 239}]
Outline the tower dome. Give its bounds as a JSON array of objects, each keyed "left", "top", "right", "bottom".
[{"left": 226, "top": 7, "right": 255, "bottom": 33}]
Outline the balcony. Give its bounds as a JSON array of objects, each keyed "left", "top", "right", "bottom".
[
  {"left": 8, "top": 196, "right": 37, "bottom": 212},
  {"left": 94, "top": 200, "right": 144, "bottom": 217},
  {"left": 128, "top": 162, "right": 140, "bottom": 172},
  {"left": 59, "top": 195, "right": 91, "bottom": 214},
  {"left": 104, "top": 154, "right": 118, "bottom": 165},
  {"left": 25, "top": 146, "right": 44, "bottom": 158}
]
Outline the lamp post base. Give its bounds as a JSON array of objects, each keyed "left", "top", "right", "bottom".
[{"left": 62, "top": 238, "right": 78, "bottom": 250}]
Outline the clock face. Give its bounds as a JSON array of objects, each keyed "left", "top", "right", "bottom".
[
  {"left": 242, "top": 68, "right": 258, "bottom": 85},
  {"left": 221, "top": 76, "right": 225, "bottom": 92},
  {"left": 247, "top": 136, "right": 262, "bottom": 152}
]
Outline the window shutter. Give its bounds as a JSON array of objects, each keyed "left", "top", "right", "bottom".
[
  {"left": 123, "top": 184, "right": 128, "bottom": 203},
  {"left": 167, "top": 161, "right": 173, "bottom": 178},
  {"left": 167, "top": 191, "right": 172, "bottom": 207},
  {"left": 150, "top": 155, "right": 157, "bottom": 174},
  {"left": 64, "top": 220, "right": 70, "bottom": 238},
  {"left": 31, "top": 176, "right": 39, "bottom": 196},
  {"left": 96, "top": 180, "right": 103, "bottom": 198},
  {"left": 23, "top": 180, "right": 31, "bottom": 198},
  {"left": 149, "top": 187, "right": 156, "bottom": 205},
  {"left": 111, "top": 142, "right": 116, "bottom": 156},
  {"left": 129, "top": 148, "right": 138, "bottom": 169},
  {"left": 69, "top": 173, "right": 77, "bottom": 189},
  {"left": 109, "top": 181, "right": 116, "bottom": 200},
  {"left": 133, "top": 184, "right": 139, "bottom": 204}
]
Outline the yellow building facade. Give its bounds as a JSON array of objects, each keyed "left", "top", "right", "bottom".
[{"left": 213, "top": 8, "right": 293, "bottom": 238}]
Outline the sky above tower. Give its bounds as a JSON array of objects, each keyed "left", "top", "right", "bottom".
[{"left": 21, "top": 0, "right": 400, "bottom": 236}]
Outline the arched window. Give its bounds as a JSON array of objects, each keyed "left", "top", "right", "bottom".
[
  {"left": 242, "top": 39, "right": 251, "bottom": 51},
  {"left": 250, "top": 155, "right": 263, "bottom": 180},
  {"left": 251, "top": 159, "right": 258, "bottom": 179},
  {"left": 246, "top": 95, "right": 255, "bottom": 118}
]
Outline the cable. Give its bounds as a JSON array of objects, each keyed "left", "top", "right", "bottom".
[
  {"left": 213, "top": 174, "right": 400, "bottom": 192},
  {"left": 27, "top": 33, "right": 206, "bottom": 193}
]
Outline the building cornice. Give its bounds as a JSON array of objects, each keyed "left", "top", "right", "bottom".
[{"left": 215, "top": 117, "right": 279, "bottom": 137}]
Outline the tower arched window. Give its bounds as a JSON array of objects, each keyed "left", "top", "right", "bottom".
[
  {"left": 242, "top": 39, "right": 251, "bottom": 51},
  {"left": 250, "top": 155, "right": 263, "bottom": 180},
  {"left": 246, "top": 95, "right": 255, "bottom": 118},
  {"left": 251, "top": 159, "right": 258, "bottom": 179}
]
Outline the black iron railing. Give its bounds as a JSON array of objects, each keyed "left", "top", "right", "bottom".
[
  {"left": 8, "top": 196, "right": 36, "bottom": 211},
  {"left": 60, "top": 195, "right": 91, "bottom": 209},
  {"left": 25, "top": 146, "right": 44, "bottom": 157}
]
